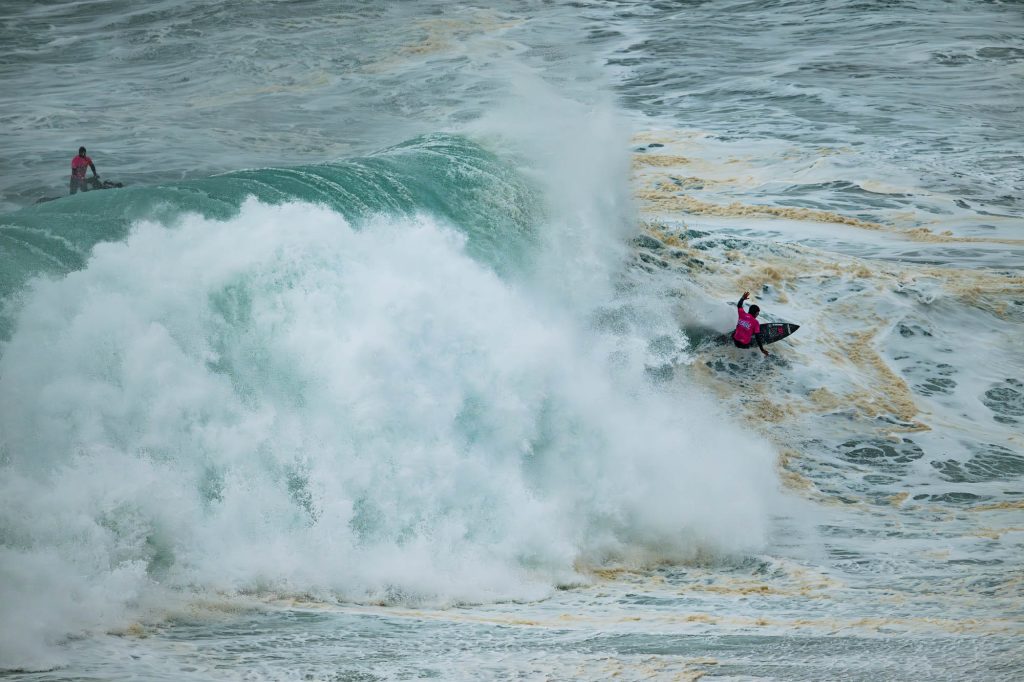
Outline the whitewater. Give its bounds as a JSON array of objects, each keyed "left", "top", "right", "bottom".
[{"left": 1, "top": 1, "right": 1022, "bottom": 680}]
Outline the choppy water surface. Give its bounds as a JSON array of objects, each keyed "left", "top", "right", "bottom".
[{"left": 1, "top": 1, "right": 1022, "bottom": 680}]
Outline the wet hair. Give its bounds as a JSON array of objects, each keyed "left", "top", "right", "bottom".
[
  {"left": 79, "top": 146, "right": 87, "bottom": 154},
  {"left": 748, "top": 304, "right": 760, "bottom": 317}
]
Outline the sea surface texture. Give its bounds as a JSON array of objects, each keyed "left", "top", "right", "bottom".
[{"left": 1, "top": 1, "right": 1022, "bottom": 680}]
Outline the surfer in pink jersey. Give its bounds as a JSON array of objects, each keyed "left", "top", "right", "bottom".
[
  {"left": 733, "top": 291, "right": 769, "bottom": 357},
  {"left": 70, "top": 146, "right": 99, "bottom": 195}
]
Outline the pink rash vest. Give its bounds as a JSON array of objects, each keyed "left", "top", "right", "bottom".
[
  {"left": 71, "top": 154, "right": 92, "bottom": 179},
  {"left": 733, "top": 308, "right": 761, "bottom": 345}
]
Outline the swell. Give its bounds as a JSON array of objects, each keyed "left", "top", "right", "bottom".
[{"left": 0, "top": 133, "right": 541, "bottom": 339}]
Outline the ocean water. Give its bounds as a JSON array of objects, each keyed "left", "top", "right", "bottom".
[{"left": 1, "top": 1, "right": 1022, "bottom": 680}]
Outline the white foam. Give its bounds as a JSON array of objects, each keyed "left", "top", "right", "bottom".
[{"left": 0, "top": 199, "right": 779, "bottom": 669}]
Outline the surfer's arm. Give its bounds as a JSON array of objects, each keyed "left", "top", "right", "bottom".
[
  {"left": 754, "top": 332, "right": 769, "bottom": 357},
  {"left": 738, "top": 291, "right": 749, "bottom": 309},
  {"left": 90, "top": 161, "right": 99, "bottom": 178}
]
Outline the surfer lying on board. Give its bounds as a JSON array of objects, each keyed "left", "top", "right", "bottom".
[{"left": 733, "top": 291, "right": 769, "bottom": 357}]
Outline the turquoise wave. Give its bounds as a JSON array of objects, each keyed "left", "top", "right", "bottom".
[{"left": 0, "top": 134, "right": 542, "bottom": 337}]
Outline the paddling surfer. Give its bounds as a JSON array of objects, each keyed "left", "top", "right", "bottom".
[{"left": 733, "top": 291, "right": 769, "bottom": 357}]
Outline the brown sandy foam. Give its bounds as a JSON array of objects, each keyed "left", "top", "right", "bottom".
[{"left": 635, "top": 187, "right": 883, "bottom": 229}]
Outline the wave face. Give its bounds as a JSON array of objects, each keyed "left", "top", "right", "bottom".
[
  {"left": 0, "top": 135, "right": 540, "bottom": 335},
  {"left": 0, "top": 130, "right": 776, "bottom": 669}
]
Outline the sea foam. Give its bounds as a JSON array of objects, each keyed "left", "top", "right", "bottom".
[{"left": 0, "top": 198, "right": 778, "bottom": 669}]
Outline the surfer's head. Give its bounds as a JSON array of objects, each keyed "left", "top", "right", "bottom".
[
  {"left": 78, "top": 146, "right": 87, "bottom": 156},
  {"left": 748, "top": 304, "right": 760, "bottom": 317}
]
